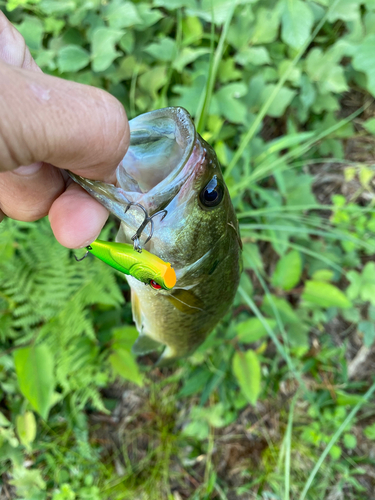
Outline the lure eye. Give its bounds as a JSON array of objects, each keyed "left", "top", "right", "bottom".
[
  {"left": 199, "top": 175, "right": 224, "bottom": 209},
  {"left": 150, "top": 279, "right": 162, "bottom": 290}
]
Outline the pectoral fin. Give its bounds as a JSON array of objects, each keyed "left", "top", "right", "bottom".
[
  {"left": 132, "top": 335, "right": 163, "bottom": 355},
  {"left": 165, "top": 289, "right": 204, "bottom": 314}
]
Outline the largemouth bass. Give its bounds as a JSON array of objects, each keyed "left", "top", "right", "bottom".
[{"left": 70, "top": 107, "right": 242, "bottom": 364}]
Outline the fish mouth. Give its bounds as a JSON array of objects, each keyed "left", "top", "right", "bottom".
[{"left": 117, "top": 107, "right": 197, "bottom": 213}]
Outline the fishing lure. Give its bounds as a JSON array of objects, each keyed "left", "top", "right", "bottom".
[{"left": 77, "top": 239, "right": 176, "bottom": 291}]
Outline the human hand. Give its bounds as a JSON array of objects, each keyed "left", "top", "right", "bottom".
[{"left": 0, "top": 12, "right": 129, "bottom": 248}]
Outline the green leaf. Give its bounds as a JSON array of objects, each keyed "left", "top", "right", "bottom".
[
  {"left": 251, "top": 7, "right": 281, "bottom": 45},
  {"left": 172, "top": 74, "right": 207, "bottom": 115},
  {"left": 0, "top": 411, "right": 11, "bottom": 427},
  {"left": 39, "top": 0, "right": 75, "bottom": 15},
  {"left": 57, "top": 45, "right": 90, "bottom": 73},
  {"left": 262, "top": 295, "right": 300, "bottom": 325},
  {"left": 91, "top": 27, "right": 124, "bottom": 72},
  {"left": 173, "top": 47, "right": 210, "bottom": 72},
  {"left": 14, "top": 344, "right": 55, "bottom": 419},
  {"left": 351, "top": 34, "right": 375, "bottom": 96},
  {"left": 305, "top": 47, "right": 348, "bottom": 94},
  {"left": 16, "top": 411, "right": 37, "bottom": 449},
  {"left": 109, "top": 348, "right": 143, "bottom": 386},
  {"left": 363, "top": 117, "right": 375, "bottom": 135},
  {"left": 15, "top": 16, "right": 44, "bottom": 51},
  {"left": 347, "top": 262, "right": 375, "bottom": 305},
  {"left": 358, "top": 321, "right": 375, "bottom": 347},
  {"left": 236, "top": 317, "right": 276, "bottom": 343},
  {"left": 183, "top": 420, "right": 209, "bottom": 439},
  {"left": 112, "top": 326, "right": 139, "bottom": 351},
  {"left": 343, "top": 433, "right": 357, "bottom": 449},
  {"left": 281, "top": 0, "right": 314, "bottom": 50},
  {"left": 271, "top": 250, "right": 302, "bottom": 291},
  {"left": 139, "top": 66, "right": 168, "bottom": 98},
  {"left": 327, "top": 0, "right": 361, "bottom": 22},
  {"left": 103, "top": 0, "right": 142, "bottom": 28},
  {"left": 302, "top": 281, "right": 352, "bottom": 308},
  {"left": 144, "top": 38, "right": 176, "bottom": 62},
  {"left": 260, "top": 85, "right": 296, "bottom": 117},
  {"left": 212, "top": 83, "right": 247, "bottom": 124},
  {"left": 232, "top": 350, "right": 261, "bottom": 405},
  {"left": 364, "top": 422, "right": 375, "bottom": 440},
  {"left": 312, "top": 269, "right": 334, "bottom": 282},
  {"left": 235, "top": 47, "right": 270, "bottom": 66},
  {"left": 155, "top": 0, "right": 194, "bottom": 9}
]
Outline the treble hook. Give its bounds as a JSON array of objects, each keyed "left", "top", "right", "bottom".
[
  {"left": 74, "top": 245, "right": 92, "bottom": 261},
  {"left": 125, "top": 202, "right": 168, "bottom": 252}
]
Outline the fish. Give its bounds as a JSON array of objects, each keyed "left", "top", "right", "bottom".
[{"left": 70, "top": 107, "right": 242, "bottom": 364}]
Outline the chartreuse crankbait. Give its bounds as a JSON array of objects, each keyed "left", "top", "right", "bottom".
[{"left": 78, "top": 240, "right": 176, "bottom": 291}]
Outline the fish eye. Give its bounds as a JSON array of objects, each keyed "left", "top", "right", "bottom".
[
  {"left": 150, "top": 279, "right": 162, "bottom": 290},
  {"left": 199, "top": 175, "right": 224, "bottom": 209}
]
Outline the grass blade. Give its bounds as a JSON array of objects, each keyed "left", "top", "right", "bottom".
[{"left": 299, "top": 380, "right": 375, "bottom": 500}]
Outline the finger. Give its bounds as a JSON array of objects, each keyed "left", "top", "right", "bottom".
[
  {"left": 49, "top": 182, "right": 109, "bottom": 248},
  {"left": 0, "top": 11, "right": 40, "bottom": 71},
  {"left": 0, "top": 162, "right": 65, "bottom": 221},
  {"left": 0, "top": 60, "right": 129, "bottom": 182}
]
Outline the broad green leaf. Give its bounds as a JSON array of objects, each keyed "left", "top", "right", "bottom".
[
  {"left": 16, "top": 411, "right": 37, "bottom": 449},
  {"left": 57, "top": 45, "right": 90, "bottom": 73},
  {"left": 39, "top": 0, "right": 75, "bottom": 15},
  {"left": 271, "top": 250, "right": 302, "bottom": 291},
  {"left": 364, "top": 423, "right": 375, "bottom": 440},
  {"left": 302, "top": 281, "right": 352, "bottom": 308},
  {"left": 103, "top": 0, "right": 142, "bottom": 28},
  {"left": 343, "top": 433, "right": 357, "bottom": 449},
  {"left": 136, "top": 3, "right": 164, "bottom": 28},
  {"left": 183, "top": 420, "right": 209, "bottom": 439},
  {"left": 14, "top": 344, "right": 55, "bottom": 419},
  {"left": 91, "top": 27, "right": 124, "bottom": 72},
  {"left": 347, "top": 262, "right": 375, "bottom": 305},
  {"left": 172, "top": 74, "right": 207, "bottom": 116},
  {"left": 139, "top": 66, "right": 167, "bottom": 98},
  {"left": 312, "top": 269, "right": 334, "bottom": 282},
  {"left": 363, "top": 117, "right": 375, "bottom": 135},
  {"left": 306, "top": 46, "right": 348, "bottom": 94},
  {"left": 218, "top": 58, "right": 242, "bottom": 83},
  {"left": 213, "top": 83, "right": 247, "bottom": 124},
  {"left": 351, "top": 34, "right": 375, "bottom": 96},
  {"left": 0, "top": 411, "right": 10, "bottom": 427},
  {"left": 281, "top": 0, "right": 314, "bottom": 49},
  {"left": 155, "top": 0, "right": 195, "bottom": 8},
  {"left": 260, "top": 85, "right": 296, "bottom": 117},
  {"left": 111, "top": 326, "right": 139, "bottom": 351},
  {"left": 236, "top": 317, "right": 277, "bottom": 343},
  {"left": 232, "top": 350, "right": 261, "bottom": 405},
  {"left": 358, "top": 321, "right": 375, "bottom": 347},
  {"left": 173, "top": 48, "right": 210, "bottom": 72},
  {"left": 235, "top": 47, "right": 271, "bottom": 66},
  {"left": 251, "top": 7, "right": 281, "bottom": 44},
  {"left": 327, "top": 0, "right": 361, "bottom": 22},
  {"left": 109, "top": 348, "right": 143, "bottom": 386},
  {"left": 188, "top": 0, "right": 248, "bottom": 25},
  {"left": 15, "top": 16, "right": 44, "bottom": 51},
  {"left": 262, "top": 295, "right": 300, "bottom": 324},
  {"left": 144, "top": 38, "right": 176, "bottom": 62},
  {"left": 6, "top": 0, "right": 30, "bottom": 11}
]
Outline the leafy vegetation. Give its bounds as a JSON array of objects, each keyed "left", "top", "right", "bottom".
[{"left": 1, "top": 0, "right": 375, "bottom": 498}]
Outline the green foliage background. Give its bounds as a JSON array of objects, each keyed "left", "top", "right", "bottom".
[{"left": 1, "top": 0, "right": 375, "bottom": 498}]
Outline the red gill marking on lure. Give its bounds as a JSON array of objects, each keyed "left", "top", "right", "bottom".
[{"left": 150, "top": 280, "right": 162, "bottom": 289}]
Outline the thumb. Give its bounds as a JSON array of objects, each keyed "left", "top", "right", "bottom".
[{"left": 0, "top": 59, "right": 129, "bottom": 182}]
